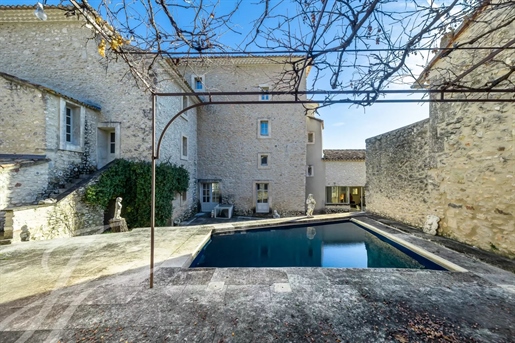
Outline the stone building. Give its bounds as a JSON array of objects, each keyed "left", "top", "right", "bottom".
[
  {"left": 0, "top": 5, "right": 199, "bottom": 240},
  {"left": 323, "top": 150, "right": 366, "bottom": 212},
  {"left": 366, "top": 1, "right": 514, "bottom": 258},
  {"left": 177, "top": 56, "right": 311, "bottom": 216},
  {"left": 0, "top": 5, "right": 325, "bottom": 241},
  {"left": 306, "top": 105, "right": 326, "bottom": 212}
]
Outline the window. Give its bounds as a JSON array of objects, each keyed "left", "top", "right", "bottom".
[
  {"left": 325, "top": 186, "right": 349, "bottom": 204},
  {"left": 202, "top": 182, "right": 220, "bottom": 203},
  {"left": 181, "top": 191, "right": 187, "bottom": 202},
  {"left": 306, "top": 165, "right": 314, "bottom": 177},
  {"left": 110, "top": 132, "right": 116, "bottom": 154},
  {"left": 258, "top": 153, "right": 270, "bottom": 169},
  {"left": 259, "top": 85, "right": 270, "bottom": 101},
  {"left": 307, "top": 132, "right": 315, "bottom": 144},
  {"left": 181, "top": 135, "right": 188, "bottom": 159},
  {"left": 258, "top": 119, "right": 270, "bottom": 138},
  {"left": 181, "top": 95, "right": 189, "bottom": 120},
  {"left": 60, "top": 99, "right": 84, "bottom": 152},
  {"left": 192, "top": 75, "right": 205, "bottom": 90}
]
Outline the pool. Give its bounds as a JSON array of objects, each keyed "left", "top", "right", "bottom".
[{"left": 190, "top": 219, "right": 460, "bottom": 270}]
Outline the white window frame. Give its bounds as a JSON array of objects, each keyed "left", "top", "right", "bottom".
[
  {"left": 257, "top": 119, "right": 271, "bottom": 138},
  {"left": 181, "top": 135, "right": 188, "bottom": 160},
  {"left": 259, "top": 84, "right": 271, "bottom": 101},
  {"left": 109, "top": 131, "right": 116, "bottom": 155},
  {"left": 306, "top": 165, "right": 314, "bottom": 177},
  {"left": 181, "top": 95, "right": 189, "bottom": 120},
  {"left": 59, "top": 99, "right": 85, "bottom": 152},
  {"left": 307, "top": 131, "right": 315, "bottom": 144},
  {"left": 191, "top": 75, "right": 205, "bottom": 91},
  {"left": 258, "top": 153, "right": 271, "bottom": 169}
]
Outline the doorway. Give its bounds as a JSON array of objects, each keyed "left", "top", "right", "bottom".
[{"left": 256, "top": 182, "right": 269, "bottom": 213}]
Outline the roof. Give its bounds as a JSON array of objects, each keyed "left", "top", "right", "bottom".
[
  {"left": 0, "top": 5, "right": 78, "bottom": 22},
  {"left": 323, "top": 149, "right": 366, "bottom": 161},
  {"left": 0, "top": 72, "right": 101, "bottom": 111},
  {"left": 175, "top": 55, "right": 310, "bottom": 66}
]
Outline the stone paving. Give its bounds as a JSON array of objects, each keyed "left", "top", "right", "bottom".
[{"left": 0, "top": 214, "right": 514, "bottom": 343}]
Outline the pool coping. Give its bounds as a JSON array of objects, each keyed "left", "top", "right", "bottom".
[
  {"left": 183, "top": 213, "right": 469, "bottom": 272},
  {"left": 351, "top": 218, "right": 468, "bottom": 272}
]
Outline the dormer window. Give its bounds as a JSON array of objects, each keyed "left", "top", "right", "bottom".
[{"left": 192, "top": 75, "right": 205, "bottom": 91}]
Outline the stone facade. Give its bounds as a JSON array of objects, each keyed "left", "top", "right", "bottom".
[
  {"left": 0, "top": 7, "right": 199, "bottom": 228},
  {"left": 366, "top": 2, "right": 514, "bottom": 257},
  {"left": 178, "top": 57, "right": 308, "bottom": 216},
  {"left": 306, "top": 109, "right": 325, "bottom": 212},
  {"left": 325, "top": 160, "right": 366, "bottom": 187}
]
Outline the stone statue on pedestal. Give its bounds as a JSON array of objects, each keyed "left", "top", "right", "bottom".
[
  {"left": 306, "top": 194, "right": 316, "bottom": 218},
  {"left": 109, "top": 197, "right": 128, "bottom": 233}
]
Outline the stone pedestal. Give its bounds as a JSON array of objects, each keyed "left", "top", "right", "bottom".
[{"left": 109, "top": 218, "right": 129, "bottom": 233}]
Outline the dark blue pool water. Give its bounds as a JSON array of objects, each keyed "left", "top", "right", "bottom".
[{"left": 190, "top": 221, "right": 446, "bottom": 270}]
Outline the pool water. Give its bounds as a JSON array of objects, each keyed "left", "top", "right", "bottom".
[{"left": 190, "top": 221, "right": 446, "bottom": 270}]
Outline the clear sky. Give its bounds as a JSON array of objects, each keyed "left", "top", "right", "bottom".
[{"left": 6, "top": 0, "right": 431, "bottom": 149}]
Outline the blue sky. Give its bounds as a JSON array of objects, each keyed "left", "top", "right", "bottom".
[{"left": 6, "top": 0, "right": 430, "bottom": 149}]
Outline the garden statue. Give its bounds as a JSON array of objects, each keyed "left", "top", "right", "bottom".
[
  {"left": 423, "top": 214, "right": 440, "bottom": 236},
  {"left": 109, "top": 197, "right": 128, "bottom": 233},
  {"left": 306, "top": 194, "right": 316, "bottom": 217},
  {"left": 114, "top": 197, "right": 123, "bottom": 220},
  {"left": 273, "top": 210, "right": 281, "bottom": 219}
]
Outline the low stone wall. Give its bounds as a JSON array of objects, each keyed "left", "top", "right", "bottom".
[{"left": 3, "top": 181, "right": 104, "bottom": 243}]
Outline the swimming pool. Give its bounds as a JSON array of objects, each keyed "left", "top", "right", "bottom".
[{"left": 190, "top": 219, "right": 461, "bottom": 270}]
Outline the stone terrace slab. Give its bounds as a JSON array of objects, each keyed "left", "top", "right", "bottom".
[{"left": 1, "top": 215, "right": 514, "bottom": 342}]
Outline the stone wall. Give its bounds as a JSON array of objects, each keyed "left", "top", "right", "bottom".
[
  {"left": 365, "top": 1, "right": 514, "bottom": 258},
  {"left": 3, "top": 179, "right": 104, "bottom": 243},
  {"left": 428, "top": 101, "right": 514, "bottom": 257},
  {"left": 178, "top": 58, "right": 307, "bottom": 215},
  {"left": 0, "top": 9, "right": 198, "bottom": 221},
  {"left": 366, "top": 120, "right": 431, "bottom": 228}
]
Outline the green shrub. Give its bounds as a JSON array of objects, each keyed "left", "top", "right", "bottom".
[{"left": 84, "top": 159, "right": 189, "bottom": 228}]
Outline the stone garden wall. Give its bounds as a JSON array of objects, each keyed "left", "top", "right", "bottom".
[
  {"left": 366, "top": 119, "right": 433, "bottom": 228},
  {"left": 365, "top": 1, "right": 514, "bottom": 258}
]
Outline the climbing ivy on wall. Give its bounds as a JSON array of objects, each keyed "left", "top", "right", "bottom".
[{"left": 84, "top": 159, "right": 189, "bottom": 228}]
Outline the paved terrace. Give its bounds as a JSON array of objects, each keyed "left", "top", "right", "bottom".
[{"left": 1, "top": 213, "right": 514, "bottom": 343}]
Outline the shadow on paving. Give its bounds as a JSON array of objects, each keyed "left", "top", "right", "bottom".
[{"left": 1, "top": 261, "right": 514, "bottom": 343}]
